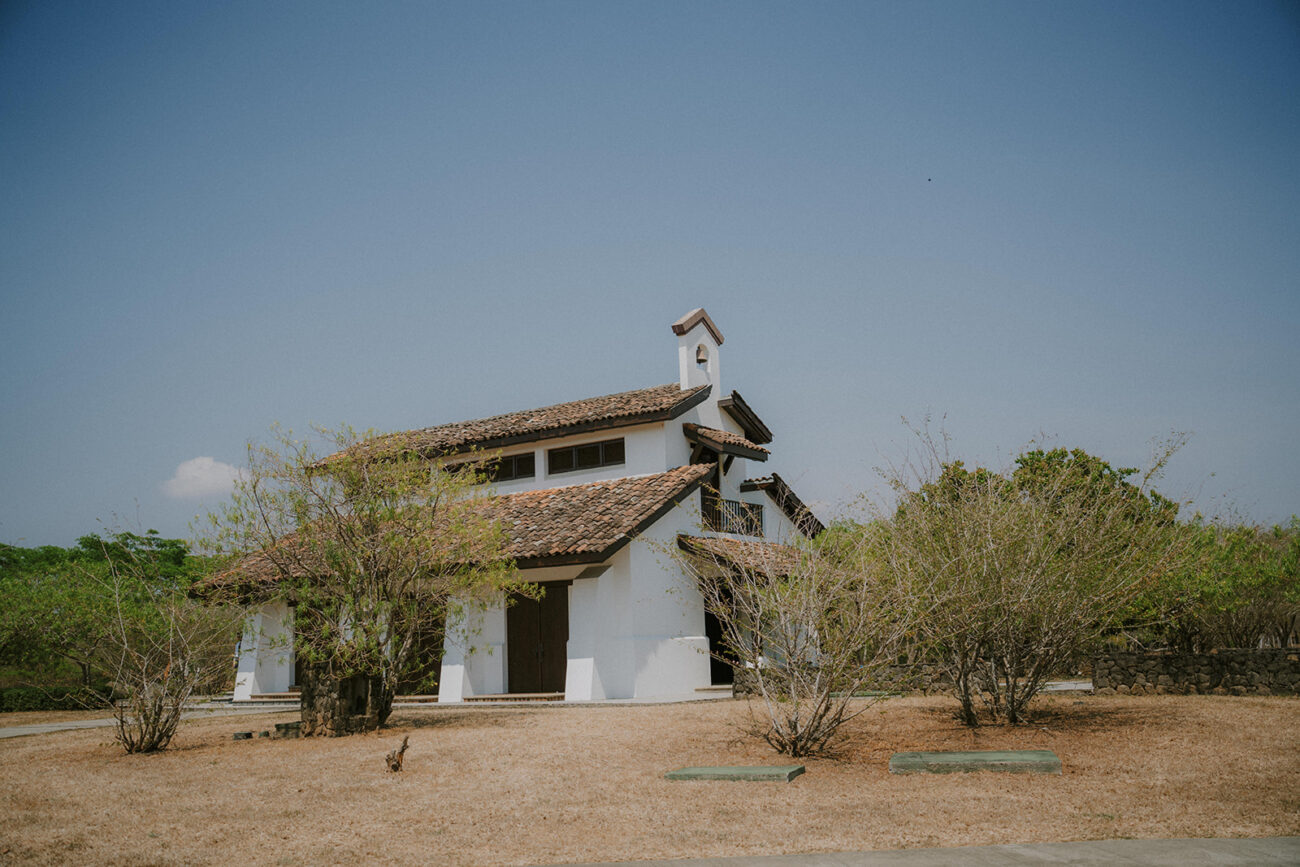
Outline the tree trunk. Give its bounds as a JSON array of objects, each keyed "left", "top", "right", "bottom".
[
  {"left": 951, "top": 656, "right": 980, "bottom": 727},
  {"left": 298, "top": 662, "right": 393, "bottom": 737}
]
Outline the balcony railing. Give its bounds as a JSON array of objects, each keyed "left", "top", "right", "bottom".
[{"left": 702, "top": 492, "right": 764, "bottom": 537}]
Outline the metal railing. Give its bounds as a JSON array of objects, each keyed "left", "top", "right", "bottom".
[{"left": 703, "top": 492, "right": 764, "bottom": 537}]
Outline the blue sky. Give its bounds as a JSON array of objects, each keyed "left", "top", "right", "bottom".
[{"left": 2, "top": 1, "right": 1297, "bottom": 547}]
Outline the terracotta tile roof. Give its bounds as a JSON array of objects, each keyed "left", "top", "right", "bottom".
[
  {"left": 682, "top": 423, "right": 769, "bottom": 459},
  {"left": 676, "top": 534, "right": 802, "bottom": 576},
  {"left": 486, "top": 464, "right": 713, "bottom": 565},
  {"left": 201, "top": 464, "right": 715, "bottom": 594},
  {"left": 331, "top": 383, "right": 711, "bottom": 463},
  {"left": 203, "top": 536, "right": 313, "bottom": 590},
  {"left": 740, "top": 474, "right": 825, "bottom": 537}
]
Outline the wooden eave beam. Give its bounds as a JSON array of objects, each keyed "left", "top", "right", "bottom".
[{"left": 718, "top": 390, "right": 773, "bottom": 445}]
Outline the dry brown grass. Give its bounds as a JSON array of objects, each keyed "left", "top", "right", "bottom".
[{"left": 1, "top": 694, "right": 1297, "bottom": 865}]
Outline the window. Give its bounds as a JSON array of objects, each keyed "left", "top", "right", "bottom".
[
  {"left": 548, "top": 438, "right": 625, "bottom": 475},
  {"left": 491, "top": 452, "right": 535, "bottom": 482},
  {"left": 445, "top": 452, "right": 535, "bottom": 483}
]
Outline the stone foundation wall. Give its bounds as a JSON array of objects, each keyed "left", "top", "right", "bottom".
[{"left": 1092, "top": 648, "right": 1300, "bottom": 696}]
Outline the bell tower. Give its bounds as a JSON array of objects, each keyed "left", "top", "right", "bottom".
[{"left": 672, "top": 307, "right": 723, "bottom": 392}]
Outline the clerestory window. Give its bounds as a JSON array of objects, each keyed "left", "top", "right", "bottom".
[
  {"left": 491, "top": 452, "right": 535, "bottom": 482},
  {"left": 547, "top": 438, "right": 625, "bottom": 475},
  {"left": 445, "top": 452, "right": 535, "bottom": 483}
]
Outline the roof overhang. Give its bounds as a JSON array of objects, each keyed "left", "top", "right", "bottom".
[
  {"left": 682, "top": 422, "right": 769, "bottom": 462},
  {"left": 509, "top": 466, "right": 711, "bottom": 568},
  {"left": 718, "top": 390, "right": 773, "bottom": 445},
  {"left": 202, "top": 465, "right": 720, "bottom": 595},
  {"left": 320, "top": 383, "right": 714, "bottom": 468},
  {"left": 676, "top": 534, "right": 802, "bottom": 577}
]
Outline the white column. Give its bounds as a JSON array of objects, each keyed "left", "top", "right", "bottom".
[
  {"left": 232, "top": 611, "right": 262, "bottom": 701},
  {"left": 565, "top": 578, "right": 604, "bottom": 701},
  {"left": 233, "top": 601, "right": 294, "bottom": 700},
  {"left": 438, "top": 597, "right": 507, "bottom": 702}
]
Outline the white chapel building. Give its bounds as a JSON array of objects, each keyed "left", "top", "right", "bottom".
[{"left": 232, "top": 308, "right": 822, "bottom": 703}]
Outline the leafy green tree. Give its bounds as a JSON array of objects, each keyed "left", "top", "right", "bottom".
[
  {"left": 205, "top": 425, "right": 525, "bottom": 736},
  {"left": 1, "top": 559, "right": 111, "bottom": 688},
  {"left": 0, "top": 533, "right": 239, "bottom": 752},
  {"left": 1161, "top": 518, "right": 1300, "bottom": 651},
  {"left": 0, "top": 532, "right": 211, "bottom": 690},
  {"left": 1011, "top": 447, "right": 1180, "bottom": 524}
]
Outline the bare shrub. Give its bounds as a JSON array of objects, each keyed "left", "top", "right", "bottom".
[
  {"left": 95, "top": 546, "right": 242, "bottom": 753},
  {"left": 676, "top": 533, "right": 912, "bottom": 756},
  {"left": 869, "top": 429, "right": 1191, "bottom": 725}
]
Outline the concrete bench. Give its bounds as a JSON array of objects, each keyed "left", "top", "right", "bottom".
[
  {"left": 889, "top": 749, "right": 1062, "bottom": 774},
  {"left": 665, "top": 765, "right": 805, "bottom": 782}
]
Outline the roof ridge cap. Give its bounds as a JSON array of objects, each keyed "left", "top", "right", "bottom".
[
  {"left": 670, "top": 308, "right": 724, "bottom": 344},
  {"left": 419, "top": 382, "right": 690, "bottom": 432}
]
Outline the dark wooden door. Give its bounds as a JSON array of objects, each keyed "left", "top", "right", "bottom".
[
  {"left": 704, "top": 609, "right": 734, "bottom": 685},
  {"left": 507, "top": 585, "right": 569, "bottom": 693}
]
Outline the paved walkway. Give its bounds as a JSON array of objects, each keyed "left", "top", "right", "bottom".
[
  {"left": 563, "top": 837, "right": 1300, "bottom": 866},
  {"left": 0, "top": 705, "right": 298, "bottom": 739}
]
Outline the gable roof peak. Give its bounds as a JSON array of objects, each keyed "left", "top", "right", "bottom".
[{"left": 670, "top": 308, "right": 724, "bottom": 345}]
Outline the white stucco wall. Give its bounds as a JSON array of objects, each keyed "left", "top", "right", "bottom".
[
  {"left": 759, "top": 491, "right": 803, "bottom": 543},
  {"left": 561, "top": 526, "right": 715, "bottom": 701},
  {"left": 563, "top": 497, "right": 715, "bottom": 702},
  {"left": 623, "top": 501, "right": 714, "bottom": 699},
  {"left": 481, "top": 396, "right": 784, "bottom": 543}
]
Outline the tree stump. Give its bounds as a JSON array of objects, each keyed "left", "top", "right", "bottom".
[{"left": 385, "top": 735, "right": 409, "bottom": 772}]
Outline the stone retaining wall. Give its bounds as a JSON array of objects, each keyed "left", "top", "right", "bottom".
[{"left": 1092, "top": 648, "right": 1300, "bottom": 696}]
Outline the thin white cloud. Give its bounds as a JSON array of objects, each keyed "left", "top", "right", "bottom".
[{"left": 163, "top": 457, "right": 244, "bottom": 499}]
